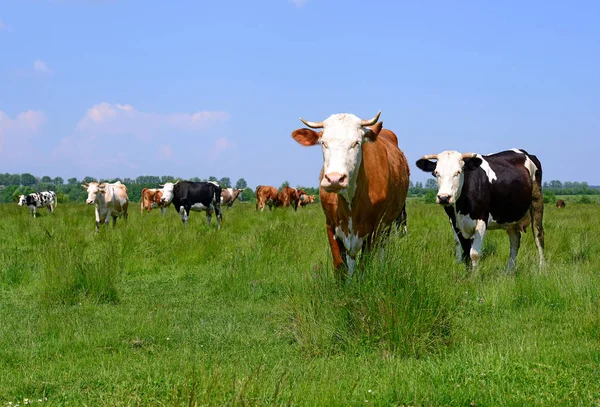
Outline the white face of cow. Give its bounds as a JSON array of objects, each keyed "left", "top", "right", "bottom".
[
  {"left": 292, "top": 112, "right": 382, "bottom": 196},
  {"left": 83, "top": 182, "right": 103, "bottom": 205},
  {"left": 160, "top": 182, "right": 175, "bottom": 205},
  {"left": 416, "top": 150, "right": 482, "bottom": 206},
  {"left": 17, "top": 195, "right": 26, "bottom": 206}
]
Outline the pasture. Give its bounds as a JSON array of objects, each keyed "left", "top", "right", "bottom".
[{"left": 1, "top": 200, "right": 599, "bottom": 406}]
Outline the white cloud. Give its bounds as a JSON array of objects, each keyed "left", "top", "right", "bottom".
[
  {"left": 33, "top": 60, "right": 52, "bottom": 75},
  {"left": 0, "top": 110, "right": 46, "bottom": 161},
  {"left": 54, "top": 103, "right": 230, "bottom": 173},
  {"left": 0, "top": 20, "right": 10, "bottom": 31},
  {"left": 290, "top": 0, "right": 308, "bottom": 7}
]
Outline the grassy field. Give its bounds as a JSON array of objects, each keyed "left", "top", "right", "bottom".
[{"left": 1, "top": 200, "right": 599, "bottom": 406}]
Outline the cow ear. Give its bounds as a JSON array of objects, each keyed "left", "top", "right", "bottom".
[
  {"left": 464, "top": 157, "right": 482, "bottom": 171},
  {"left": 364, "top": 122, "right": 383, "bottom": 142},
  {"left": 292, "top": 128, "right": 322, "bottom": 146},
  {"left": 416, "top": 159, "right": 437, "bottom": 173}
]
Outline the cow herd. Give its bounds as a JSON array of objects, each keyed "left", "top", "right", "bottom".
[{"left": 16, "top": 111, "right": 550, "bottom": 278}]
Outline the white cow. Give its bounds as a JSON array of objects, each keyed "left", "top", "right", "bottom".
[
  {"left": 83, "top": 181, "right": 129, "bottom": 232},
  {"left": 17, "top": 191, "right": 57, "bottom": 217}
]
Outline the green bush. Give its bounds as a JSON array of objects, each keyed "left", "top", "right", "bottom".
[
  {"left": 578, "top": 195, "right": 593, "bottom": 204},
  {"left": 543, "top": 190, "right": 556, "bottom": 204},
  {"left": 424, "top": 190, "right": 437, "bottom": 204}
]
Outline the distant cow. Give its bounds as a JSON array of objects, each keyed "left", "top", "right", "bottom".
[
  {"left": 221, "top": 188, "right": 243, "bottom": 210},
  {"left": 416, "top": 149, "right": 544, "bottom": 271},
  {"left": 160, "top": 181, "right": 222, "bottom": 229},
  {"left": 255, "top": 185, "right": 281, "bottom": 211},
  {"left": 140, "top": 188, "right": 169, "bottom": 216},
  {"left": 83, "top": 181, "right": 129, "bottom": 232},
  {"left": 556, "top": 199, "right": 566, "bottom": 208},
  {"left": 292, "top": 111, "right": 410, "bottom": 279},
  {"left": 17, "top": 191, "right": 57, "bottom": 217},
  {"left": 298, "top": 193, "right": 315, "bottom": 208},
  {"left": 281, "top": 186, "right": 301, "bottom": 211}
]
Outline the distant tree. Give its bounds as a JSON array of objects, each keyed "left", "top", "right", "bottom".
[
  {"left": 549, "top": 180, "right": 562, "bottom": 189},
  {"left": 425, "top": 178, "right": 437, "bottom": 189},
  {"left": 208, "top": 176, "right": 218, "bottom": 183},
  {"left": 67, "top": 177, "right": 79, "bottom": 185},
  {"left": 21, "top": 173, "right": 37, "bottom": 186},
  {"left": 160, "top": 175, "right": 175, "bottom": 183},
  {"left": 280, "top": 180, "right": 290, "bottom": 189},
  {"left": 190, "top": 177, "right": 202, "bottom": 182},
  {"left": 124, "top": 178, "right": 134, "bottom": 185},
  {"left": 82, "top": 176, "right": 97, "bottom": 184},
  {"left": 41, "top": 176, "right": 53, "bottom": 183},
  {"left": 219, "top": 177, "right": 231, "bottom": 188},
  {"left": 241, "top": 188, "right": 255, "bottom": 202},
  {"left": 235, "top": 178, "right": 248, "bottom": 190},
  {"left": 53, "top": 176, "right": 64, "bottom": 185}
]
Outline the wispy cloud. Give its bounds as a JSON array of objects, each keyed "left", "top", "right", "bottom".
[
  {"left": 54, "top": 103, "right": 231, "bottom": 173},
  {"left": 0, "top": 110, "right": 46, "bottom": 158},
  {"left": 0, "top": 20, "right": 10, "bottom": 32},
  {"left": 290, "top": 0, "right": 308, "bottom": 8},
  {"left": 210, "top": 137, "right": 236, "bottom": 159},
  {"left": 33, "top": 60, "right": 53, "bottom": 75}
]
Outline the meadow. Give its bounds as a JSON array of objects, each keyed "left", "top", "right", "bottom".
[{"left": 1, "top": 200, "right": 599, "bottom": 406}]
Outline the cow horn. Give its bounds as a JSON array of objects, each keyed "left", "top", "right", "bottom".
[
  {"left": 462, "top": 153, "right": 478, "bottom": 159},
  {"left": 420, "top": 154, "right": 438, "bottom": 160},
  {"left": 299, "top": 117, "right": 324, "bottom": 129},
  {"left": 81, "top": 183, "right": 89, "bottom": 188},
  {"left": 360, "top": 111, "right": 381, "bottom": 126}
]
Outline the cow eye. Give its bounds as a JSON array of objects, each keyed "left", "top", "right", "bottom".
[
  {"left": 322, "top": 141, "right": 329, "bottom": 149},
  {"left": 433, "top": 171, "right": 439, "bottom": 177},
  {"left": 351, "top": 141, "right": 360, "bottom": 149}
]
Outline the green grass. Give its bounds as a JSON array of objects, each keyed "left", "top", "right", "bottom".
[{"left": 1, "top": 201, "right": 599, "bottom": 406}]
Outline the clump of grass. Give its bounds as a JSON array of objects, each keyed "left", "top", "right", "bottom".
[
  {"left": 39, "top": 239, "right": 120, "bottom": 306},
  {"left": 286, "top": 234, "right": 457, "bottom": 357}
]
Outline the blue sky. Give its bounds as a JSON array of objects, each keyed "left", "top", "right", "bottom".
[{"left": 1, "top": 0, "right": 599, "bottom": 187}]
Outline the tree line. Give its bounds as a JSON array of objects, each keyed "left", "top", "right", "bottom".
[{"left": 1, "top": 172, "right": 596, "bottom": 204}]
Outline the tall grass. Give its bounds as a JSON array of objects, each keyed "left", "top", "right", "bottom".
[{"left": 0, "top": 201, "right": 599, "bottom": 405}]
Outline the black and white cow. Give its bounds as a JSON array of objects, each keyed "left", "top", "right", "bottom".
[
  {"left": 160, "top": 181, "right": 222, "bottom": 229},
  {"left": 416, "top": 149, "right": 544, "bottom": 271},
  {"left": 17, "top": 191, "right": 57, "bottom": 217}
]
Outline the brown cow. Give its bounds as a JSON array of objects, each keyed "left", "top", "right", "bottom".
[
  {"left": 292, "top": 111, "right": 410, "bottom": 279},
  {"left": 83, "top": 181, "right": 129, "bottom": 232},
  {"left": 280, "top": 186, "right": 301, "bottom": 211},
  {"left": 140, "top": 188, "right": 169, "bottom": 216},
  {"left": 298, "top": 193, "right": 315, "bottom": 208},
  {"left": 556, "top": 199, "right": 566, "bottom": 208},
  {"left": 221, "top": 188, "right": 243, "bottom": 210},
  {"left": 255, "top": 185, "right": 281, "bottom": 211}
]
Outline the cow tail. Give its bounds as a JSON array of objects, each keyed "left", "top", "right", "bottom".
[
  {"left": 214, "top": 185, "right": 222, "bottom": 219},
  {"left": 527, "top": 153, "right": 545, "bottom": 266}
]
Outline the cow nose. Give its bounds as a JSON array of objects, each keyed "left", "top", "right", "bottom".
[
  {"left": 437, "top": 194, "right": 450, "bottom": 205},
  {"left": 324, "top": 172, "right": 348, "bottom": 188}
]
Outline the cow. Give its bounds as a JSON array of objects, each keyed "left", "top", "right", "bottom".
[
  {"left": 416, "top": 149, "right": 544, "bottom": 271},
  {"left": 556, "top": 199, "right": 566, "bottom": 208},
  {"left": 140, "top": 188, "right": 169, "bottom": 216},
  {"left": 255, "top": 185, "right": 281, "bottom": 211},
  {"left": 292, "top": 111, "right": 410, "bottom": 279},
  {"left": 220, "top": 188, "right": 243, "bottom": 210},
  {"left": 281, "top": 186, "right": 301, "bottom": 211},
  {"left": 160, "top": 181, "right": 222, "bottom": 229},
  {"left": 298, "top": 193, "right": 316, "bottom": 208},
  {"left": 82, "top": 181, "right": 129, "bottom": 232},
  {"left": 17, "top": 191, "right": 57, "bottom": 217}
]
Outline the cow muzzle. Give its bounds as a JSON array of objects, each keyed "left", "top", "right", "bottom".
[
  {"left": 322, "top": 172, "right": 348, "bottom": 192},
  {"left": 437, "top": 194, "right": 453, "bottom": 206},
  {"left": 86, "top": 199, "right": 94, "bottom": 205}
]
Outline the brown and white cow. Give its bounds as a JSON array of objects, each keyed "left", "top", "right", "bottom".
[
  {"left": 556, "top": 199, "right": 566, "bottom": 208},
  {"left": 221, "top": 188, "right": 243, "bottom": 210},
  {"left": 280, "top": 186, "right": 300, "bottom": 211},
  {"left": 255, "top": 185, "right": 281, "bottom": 211},
  {"left": 298, "top": 193, "right": 316, "bottom": 208},
  {"left": 140, "top": 188, "right": 169, "bottom": 216},
  {"left": 83, "top": 181, "right": 129, "bottom": 232},
  {"left": 292, "top": 111, "right": 410, "bottom": 279}
]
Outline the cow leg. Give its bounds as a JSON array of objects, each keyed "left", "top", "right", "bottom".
[
  {"left": 95, "top": 208, "right": 101, "bottom": 232},
  {"left": 530, "top": 186, "right": 545, "bottom": 267},
  {"left": 506, "top": 227, "right": 521, "bottom": 272},
  {"left": 470, "top": 220, "right": 487, "bottom": 270},
  {"left": 215, "top": 205, "right": 222, "bottom": 231},
  {"left": 161, "top": 207, "right": 167, "bottom": 217},
  {"left": 179, "top": 206, "right": 189, "bottom": 225},
  {"left": 206, "top": 208, "right": 213, "bottom": 226},
  {"left": 395, "top": 203, "right": 408, "bottom": 235},
  {"left": 32, "top": 206, "right": 37, "bottom": 218},
  {"left": 326, "top": 225, "right": 348, "bottom": 282}
]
